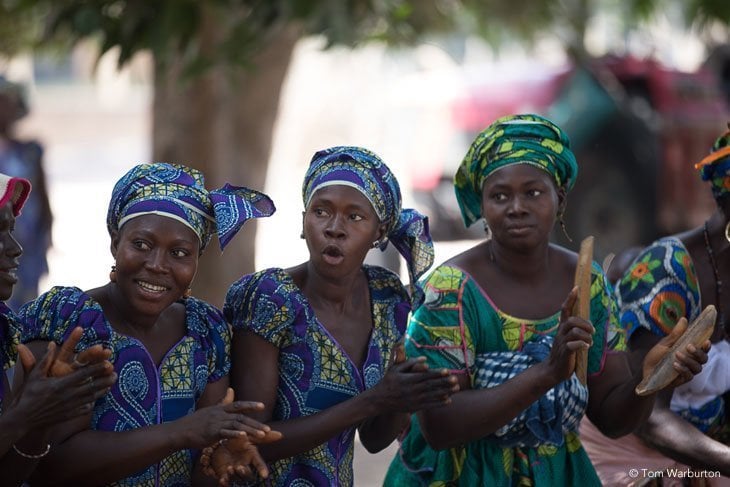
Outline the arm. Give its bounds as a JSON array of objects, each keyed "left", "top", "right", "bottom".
[
  {"left": 0, "top": 339, "right": 115, "bottom": 487},
  {"left": 586, "top": 322, "right": 707, "bottom": 438},
  {"left": 408, "top": 289, "right": 594, "bottom": 450},
  {"left": 630, "top": 330, "right": 730, "bottom": 473},
  {"left": 230, "top": 330, "right": 456, "bottom": 461},
  {"left": 22, "top": 337, "right": 269, "bottom": 487}
]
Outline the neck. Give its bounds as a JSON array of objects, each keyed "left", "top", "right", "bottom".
[
  {"left": 302, "top": 262, "right": 364, "bottom": 310},
  {"left": 489, "top": 239, "right": 551, "bottom": 280},
  {"left": 105, "top": 282, "right": 158, "bottom": 332}
]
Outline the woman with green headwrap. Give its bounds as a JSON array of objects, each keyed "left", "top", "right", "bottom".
[{"left": 384, "top": 114, "right": 708, "bottom": 486}]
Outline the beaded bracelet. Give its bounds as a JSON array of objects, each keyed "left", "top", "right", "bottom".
[{"left": 12, "top": 442, "right": 51, "bottom": 459}]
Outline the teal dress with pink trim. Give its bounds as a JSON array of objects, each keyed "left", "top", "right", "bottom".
[{"left": 385, "top": 262, "right": 625, "bottom": 486}]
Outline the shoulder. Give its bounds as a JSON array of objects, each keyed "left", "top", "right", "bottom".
[
  {"left": 183, "top": 297, "right": 226, "bottom": 333},
  {"left": 226, "top": 268, "right": 290, "bottom": 302}
]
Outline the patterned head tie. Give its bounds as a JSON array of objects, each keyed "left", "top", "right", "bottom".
[
  {"left": 0, "top": 172, "right": 30, "bottom": 216},
  {"left": 454, "top": 113, "right": 578, "bottom": 228},
  {"left": 695, "top": 124, "right": 730, "bottom": 200},
  {"left": 302, "top": 146, "right": 434, "bottom": 305},
  {"left": 107, "top": 163, "right": 275, "bottom": 252}
]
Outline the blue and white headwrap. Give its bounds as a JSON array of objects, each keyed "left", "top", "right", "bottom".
[
  {"left": 302, "top": 146, "right": 434, "bottom": 306},
  {"left": 107, "top": 163, "right": 275, "bottom": 252}
]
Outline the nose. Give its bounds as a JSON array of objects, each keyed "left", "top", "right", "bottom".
[
  {"left": 507, "top": 195, "right": 528, "bottom": 216},
  {"left": 145, "top": 248, "right": 169, "bottom": 272},
  {"left": 2, "top": 233, "right": 22, "bottom": 259},
  {"left": 325, "top": 214, "right": 346, "bottom": 239}
]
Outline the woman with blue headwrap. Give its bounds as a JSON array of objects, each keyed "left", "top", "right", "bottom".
[
  {"left": 206, "top": 146, "right": 458, "bottom": 486},
  {"left": 19, "top": 163, "right": 279, "bottom": 487},
  {"left": 581, "top": 126, "right": 730, "bottom": 485},
  {"left": 384, "top": 114, "right": 708, "bottom": 486}
]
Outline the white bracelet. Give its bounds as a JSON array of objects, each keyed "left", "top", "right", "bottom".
[{"left": 12, "top": 442, "right": 51, "bottom": 459}]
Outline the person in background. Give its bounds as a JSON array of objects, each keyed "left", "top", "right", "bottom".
[
  {"left": 19, "top": 163, "right": 280, "bottom": 487},
  {"left": 582, "top": 126, "right": 730, "bottom": 486},
  {"left": 206, "top": 146, "right": 459, "bottom": 486},
  {"left": 384, "top": 114, "right": 708, "bottom": 486},
  {"left": 0, "top": 76, "right": 52, "bottom": 310},
  {"left": 0, "top": 171, "right": 115, "bottom": 487}
]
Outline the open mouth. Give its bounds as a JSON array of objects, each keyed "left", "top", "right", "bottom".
[
  {"left": 135, "top": 280, "right": 169, "bottom": 294},
  {"left": 322, "top": 245, "right": 345, "bottom": 265}
]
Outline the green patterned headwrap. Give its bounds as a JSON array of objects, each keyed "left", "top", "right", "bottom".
[{"left": 454, "top": 114, "right": 578, "bottom": 228}]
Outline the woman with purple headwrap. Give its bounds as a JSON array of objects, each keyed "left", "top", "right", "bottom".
[
  {"left": 384, "top": 114, "right": 708, "bottom": 486},
  {"left": 581, "top": 126, "right": 730, "bottom": 485},
  {"left": 205, "top": 146, "right": 459, "bottom": 486},
  {"left": 19, "top": 163, "right": 279, "bottom": 487}
]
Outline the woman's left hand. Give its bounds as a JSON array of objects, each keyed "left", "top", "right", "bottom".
[{"left": 642, "top": 318, "right": 710, "bottom": 389}]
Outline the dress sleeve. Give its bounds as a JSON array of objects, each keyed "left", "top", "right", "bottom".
[
  {"left": 404, "top": 266, "right": 477, "bottom": 375},
  {"left": 224, "top": 270, "right": 295, "bottom": 350},
  {"left": 615, "top": 239, "right": 700, "bottom": 340},
  {"left": 19, "top": 286, "right": 110, "bottom": 350},
  {"left": 186, "top": 298, "right": 231, "bottom": 383}
]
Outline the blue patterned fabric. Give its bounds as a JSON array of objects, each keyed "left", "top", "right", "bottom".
[
  {"left": 303, "top": 146, "right": 434, "bottom": 305},
  {"left": 224, "top": 265, "right": 410, "bottom": 487},
  {"left": 0, "top": 302, "right": 19, "bottom": 413},
  {"left": 107, "top": 163, "right": 275, "bottom": 251},
  {"left": 20, "top": 286, "right": 231, "bottom": 487},
  {"left": 473, "top": 335, "right": 588, "bottom": 447}
]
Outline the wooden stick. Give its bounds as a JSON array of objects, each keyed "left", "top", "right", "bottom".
[
  {"left": 573, "top": 236, "right": 594, "bottom": 385},
  {"left": 635, "top": 305, "right": 716, "bottom": 396}
]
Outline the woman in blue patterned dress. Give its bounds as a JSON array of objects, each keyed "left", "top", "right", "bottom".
[
  {"left": 581, "top": 126, "right": 730, "bottom": 485},
  {"left": 384, "top": 114, "right": 708, "bottom": 486},
  {"left": 20, "top": 163, "right": 279, "bottom": 487},
  {"left": 0, "top": 172, "right": 115, "bottom": 486},
  {"left": 207, "top": 146, "right": 459, "bottom": 486}
]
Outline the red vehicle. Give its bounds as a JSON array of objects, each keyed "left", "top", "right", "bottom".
[{"left": 415, "top": 55, "right": 729, "bottom": 259}]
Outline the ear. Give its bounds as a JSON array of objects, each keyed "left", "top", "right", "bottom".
[
  {"left": 376, "top": 222, "right": 388, "bottom": 243},
  {"left": 557, "top": 187, "right": 567, "bottom": 214},
  {"left": 110, "top": 230, "right": 120, "bottom": 258}
]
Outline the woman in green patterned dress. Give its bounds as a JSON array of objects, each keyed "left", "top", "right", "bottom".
[{"left": 385, "top": 114, "right": 708, "bottom": 486}]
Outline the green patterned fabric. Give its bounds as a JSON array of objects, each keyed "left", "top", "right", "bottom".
[
  {"left": 454, "top": 114, "right": 578, "bottom": 228},
  {"left": 384, "top": 263, "right": 625, "bottom": 486}
]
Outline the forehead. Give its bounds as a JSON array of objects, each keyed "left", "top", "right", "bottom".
[
  {"left": 482, "top": 164, "right": 555, "bottom": 189},
  {"left": 119, "top": 214, "right": 199, "bottom": 243},
  {"left": 308, "top": 184, "right": 376, "bottom": 212}
]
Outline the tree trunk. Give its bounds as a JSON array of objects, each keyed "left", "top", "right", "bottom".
[{"left": 152, "top": 23, "right": 300, "bottom": 307}]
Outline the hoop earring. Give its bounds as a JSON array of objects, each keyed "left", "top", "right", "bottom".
[
  {"left": 725, "top": 221, "right": 730, "bottom": 244},
  {"left": 558, "top": 211, "right": 573, "bottom": 243},
  {"left": 109, "top": 265, "right": 117, "bottom": 283}
]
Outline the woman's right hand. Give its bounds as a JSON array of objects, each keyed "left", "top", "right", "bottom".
[
  {"left": 10, "top": 340, "right": 117, "bottom": 430},
  {"left": 175, "top": 388, "right": 274, "bottom": 449},
  {"left": 545, "top": 287, "right": 595, "bottom": 383}
]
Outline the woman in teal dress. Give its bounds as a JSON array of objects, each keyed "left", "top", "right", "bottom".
[
  {"left": 385, "top": 114, "right": 708, "bottom": 486},
  {"left": 20, "top": 163, "right": 279, "bottom": 487}
]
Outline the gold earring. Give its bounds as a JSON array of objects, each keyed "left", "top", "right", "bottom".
[
  {"left": 184, "top": 288, "right": 192, "bottom": 298},
  {"left": 725, "top": 221, "right": 730, "bottom": 244},
  {"left": 109, "top": 265, "right": 117, "bottom": 283}
]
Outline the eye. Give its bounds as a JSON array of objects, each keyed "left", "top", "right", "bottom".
[
  {"left": 171, "top": 249, "right": 190, "bottom": 258},
  {"left": 313, "top": 208, "right": 329, "bottom": 217},
  {"left": 491, "top": 192, "right": 507, "bottom": 202},
  {"left": 349, "top": 214, "right": 364, "bottom": 221},
  {"left": 527, "top": 188, "right": 543, "bottom": 197},
  {"left": 133, "top": 240, "right": 151, "bottom": 251}
]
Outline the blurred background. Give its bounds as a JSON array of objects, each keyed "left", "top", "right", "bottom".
[{"left": 1, "top": 1, "right": 729, "bottom": 484}]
